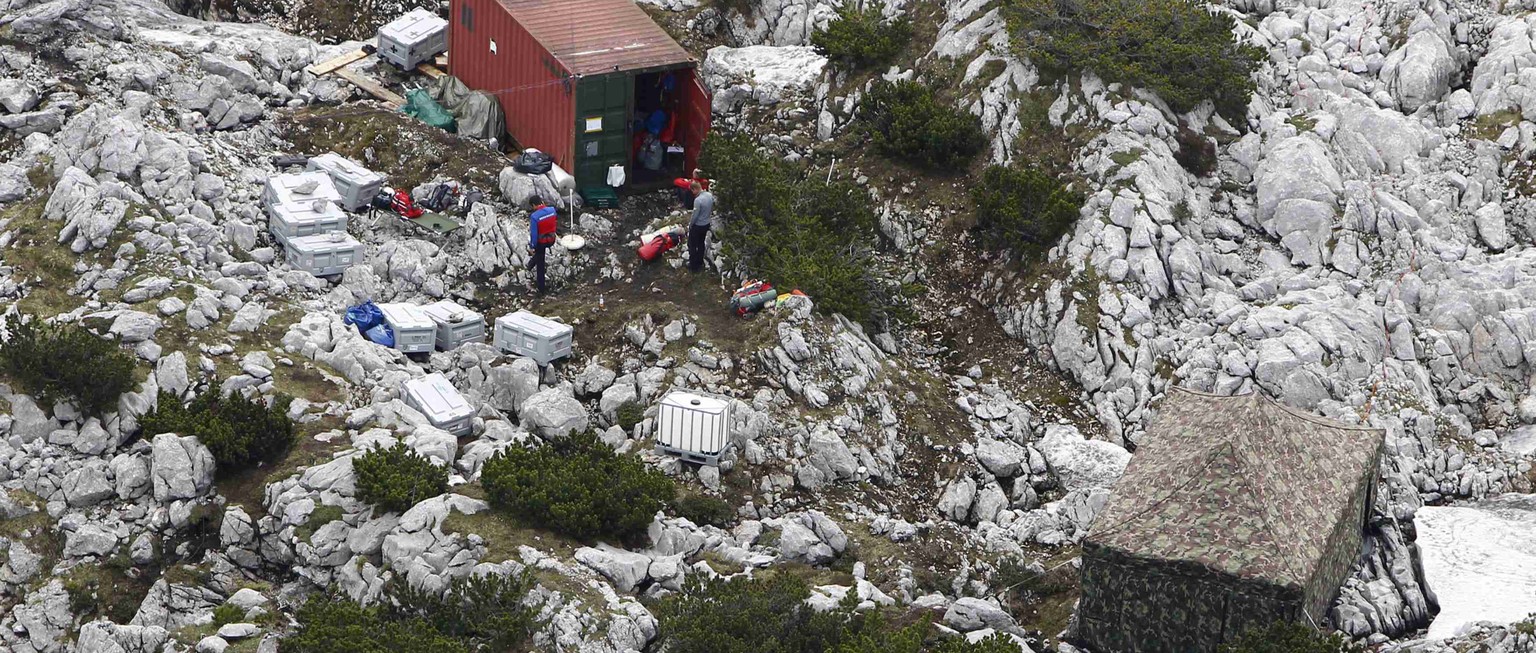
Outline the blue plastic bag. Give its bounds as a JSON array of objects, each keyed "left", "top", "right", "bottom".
[
  {"left": 364, "top": 323, "right": 395, "bottom": 347},
  {"left": 344, "top": 301, "right": 384, "bottom": 334}
]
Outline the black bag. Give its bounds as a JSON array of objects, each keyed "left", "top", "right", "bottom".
[{"left": 514, "top": 150, "right": 553, "bottom": 175}]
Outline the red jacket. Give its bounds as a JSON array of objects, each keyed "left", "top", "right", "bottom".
[{"left": 673, "top": 176, "right": 710, "bottom": 192}]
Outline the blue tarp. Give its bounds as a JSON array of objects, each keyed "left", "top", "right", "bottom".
[
  {"left": 365, "top": 323, "right": 395, "bottom": 347},
  {"left": 345, "top": 302, "right": 384, "bottom": 334}
]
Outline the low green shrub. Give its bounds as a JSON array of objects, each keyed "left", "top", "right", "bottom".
[
  {"left": 1003, "top": 0, "right": 1263, "bottom": 121},
  {"left": 139, "top": 387, "right": 294, "bottom": 471},
  {"left": 1174, "top": 128, "right": 1217, "bottom": 176},
  {"left": 859, "top": 79, "right": 987, "bottom": 171},
  {"left": 1221, "top": 622, "right": 1365, "bottom": 653},
  {"left": 812, "top": 3, "right": 911, "bottom": 70},
  {"left": 480, "top": 430, "right": 675, "bottom": 543},
  {"left": 656, "top": 575, "right": 1023, "bottom": 653},
  {"left": 0, "top": 320, "right": 135, "bottom": 416},
  {"left": 285, "top": 573, "right": 541, "bottom": 653},
  {"left": 615, "top": 401, "right": 646, "bottom": 432},
  {"left": 212, "top": 603, "right": 245, "bottom": 627},
  {"left": 354, "top": 443, "right": 449, "bottom": 513},
  {"left": 701, "top": 131, "right": 881, "bottom": 321},
  {"left": 708, "top": 0, "right": 756, "bottom": 14},
  {"left": 970, "top": 165, "right": 1082, "bottom": 258},
  {"left": 672, "top": 494, "right": 734, "bottom": 527}
]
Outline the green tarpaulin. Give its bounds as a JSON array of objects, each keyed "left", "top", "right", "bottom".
[
  {"left": 430, "top": 75, "right": 505, "bottom": 141},
  {"left": 401, "top": 88, "right": 456, "bottom": 133}
]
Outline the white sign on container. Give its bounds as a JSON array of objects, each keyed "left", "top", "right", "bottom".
[
  {"left": 421, "top": 299, "right": 486, "bottom": 351},
  {"left": 401, "top": 373, "right": 474, "bottom": 436},
  {"left": 378, "top": 302, "right": 437, "bottom": 354},
  {"left": 654, "top": 391, "right": 732, "bottom": 466}
]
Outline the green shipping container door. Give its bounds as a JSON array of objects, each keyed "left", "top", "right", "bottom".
[{"left": 574, "top": 73, "right": 631, "bottom": 188}]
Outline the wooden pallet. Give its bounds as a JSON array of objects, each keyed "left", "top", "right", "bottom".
[
  {"left": 415, "top": 63, "right": 446, "bottom": 79},
  {"left": 333, "top": 67, "right": 406, "bottom": 108},
  {"left": 304, "top": 48, "right": 370, "bottom": 76}
]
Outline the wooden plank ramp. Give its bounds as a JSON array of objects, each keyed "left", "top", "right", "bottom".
[
  {"left": 334, "top": 67, "right": 406, "bottom": 108},
  {"left": 304, "top": 48, "right": 370, "bottom": 76}
]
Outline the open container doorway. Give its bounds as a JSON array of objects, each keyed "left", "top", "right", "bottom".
[{"left": 571, "top": 66, "right": 709, "bottom": 192}]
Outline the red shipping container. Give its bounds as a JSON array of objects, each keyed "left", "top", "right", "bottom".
[{"left": 447, "top": 0, "right": 712, "bottom": 188}]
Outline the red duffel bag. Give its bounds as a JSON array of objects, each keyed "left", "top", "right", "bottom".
[{"left": 638, "top": 229, "right": 682, "bottom": 262}]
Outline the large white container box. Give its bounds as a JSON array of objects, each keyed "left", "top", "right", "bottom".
[
  {"left": 421, "top": 300, "right": 485, "bottom": 351},
  {"left": 377, "top": 8, "right": 448, "bottom": 70},
  {"left": 269, "top": 200, "right": 348, "bottom": 245},
  {"left": 263, "top": 172, "right": 342, "bottom": 216},
  {"left": 402, "top": 373, "right": 474, "bottom": 436},
  {"left": 378, "top": 303, "right": 437, "bottom": 354},
  {"left": 654, "top": 392, "right": 732, "bottom": 466},
  {"left": 306, "top": 153, "right": 385, "bottom": 212},
  {"left": 493, "top": 311, "right": 572, "bottom": 365},
  {"left": 285, "top": 232, "right": 363, "bottom": 277}
]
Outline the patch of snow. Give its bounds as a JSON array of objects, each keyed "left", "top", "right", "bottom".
[{"left": 1417, "top": 494, "right": 1536, "bottom": 638}]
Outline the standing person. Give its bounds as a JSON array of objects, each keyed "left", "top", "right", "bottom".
[
  {"left": 687, "top": 181, "right": 714, "bottom": 273},
  {"left": 528, "top": 203, "right": 557, "bottom": 294}
]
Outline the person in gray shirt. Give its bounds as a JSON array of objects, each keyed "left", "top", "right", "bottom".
[{"left": 687, "top": 182, "right": 715, "bottom": 272}]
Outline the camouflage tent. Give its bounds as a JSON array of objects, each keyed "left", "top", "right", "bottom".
[{"left": 1076, "top": 388, "right": 1384, "bottom": 653}]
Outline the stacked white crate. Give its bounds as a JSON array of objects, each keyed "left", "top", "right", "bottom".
[
  {"left": 263, "top": 171, "right": 342, "bottom": 214},
  {"left": 284, "top": 232, "right": 365, "bottom": 277},
  {"left": 263, "top": 171, "right": 361, "bottom": 277},
  {"left": 269, "top": 200, "right": 348, "bottom": 246},
  {"left": 306, "top": 153, "right": 385, "bottom": 211}
]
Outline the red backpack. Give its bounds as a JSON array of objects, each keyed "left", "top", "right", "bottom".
[{"left": 532, "top": 206, "right": 558, "bottom": 246}]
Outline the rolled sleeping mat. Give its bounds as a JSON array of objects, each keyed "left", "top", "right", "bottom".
[{"left": 732, "top": 288, "right": 779, "bottom": 315}]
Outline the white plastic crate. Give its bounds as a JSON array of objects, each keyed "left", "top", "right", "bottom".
[
  {"left": 492, "top": 311, "right": 572, "bottom": 365},
  {"left": 421, "top": 299, "right": 485, "bottom": 351},
  {"left": 378, "top": 303, "right": 437, "bottom": 354},
  {"left": 269, "top": 200, "right": 348, "bottom": 246},
  {"left": 377, "top": 8, "right": 448, "bottom": 70},
  {"left": 306, "top": 153, "right": 385, "bottom": 212},
  {"left": 284, "top": 231, "right": 363, "bottom": 277},
  {"left": 654, "top": 392, "right": 732, "bottom": 466},
  {"left": 263, "top": 172, "right": 342, "bottom": 217},
  {"left": 401, "top": 373, "right": 474, "bottom": 436}
]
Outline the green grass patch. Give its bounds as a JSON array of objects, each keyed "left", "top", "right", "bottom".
[
  {"left": 296, "top": 504, "right": 344, "bottom": 543},
  {"left": 440, "top": 509, "right": 579, "bottom": 564}
]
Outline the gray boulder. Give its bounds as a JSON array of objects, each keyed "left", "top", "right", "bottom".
[
  {"left": 944, "top": 597, "right": 1020, "bottom": 634},
  {"left": 110, "top": 311, "right": 163, "bottom": 343},
  {"left": 0, "top": 163, "right": 29, "bottom": 202},
  {"left": 64, "top": 523, "right": 119, "bottom": 557},
  {"left": 520, "top": 389, "right": 589, "bottom": 438},
  {"left": 1037, "top": 425, "right": 1130, "bottom": 492},
  {"left": 574, "top": 544, "right": 652, "bottom": 593},
  {"left": 0, "top": 79, "right": 40, "bottom": 113},
  {"left": 63, "top": 459, "right": 115, "bottom": 507},
  {"left": 1381, "top": 31, "right": 1456, "bottom": 112},
  {"left": 975, "top": 437, "right": 1026, "bottom": 478},
  {"left": 150, "top": 433, "right": 215, "bottom": 502}
]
